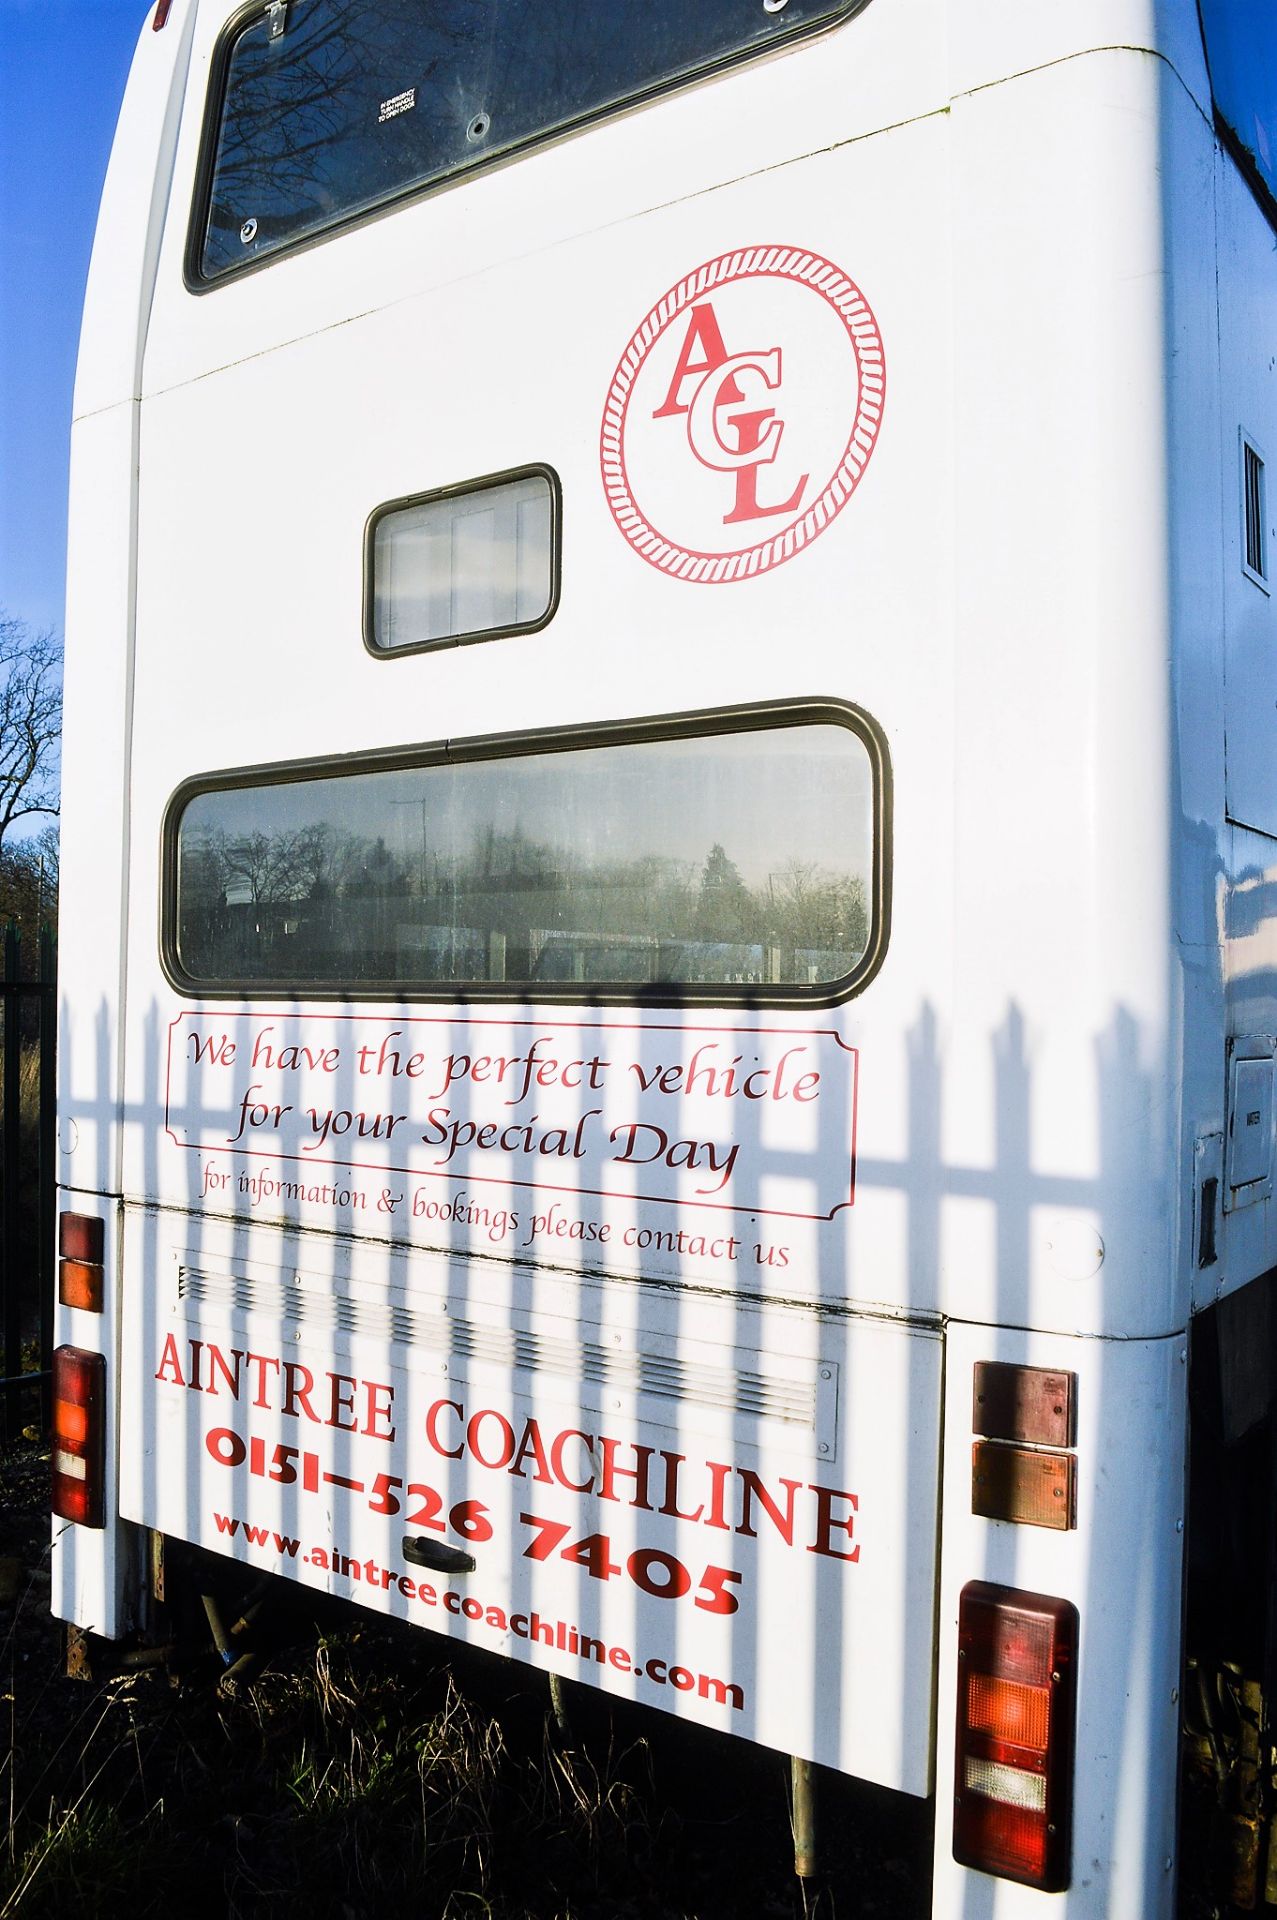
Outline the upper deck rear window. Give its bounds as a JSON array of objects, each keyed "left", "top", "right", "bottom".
[
  {"left": 194, "top": 0, "right": 862, "bottom": 282},
  {"left": 1199, "top": 0, "right": 1277, "bottom": 221}
]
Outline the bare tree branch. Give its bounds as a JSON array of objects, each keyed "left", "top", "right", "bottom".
[{"left": 0, "top": 616, "right": 62, "bottom": 854}]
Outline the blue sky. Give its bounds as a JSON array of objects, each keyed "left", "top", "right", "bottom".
[{"left": 0, "top": 0, "right": 143, "bottom": 639}]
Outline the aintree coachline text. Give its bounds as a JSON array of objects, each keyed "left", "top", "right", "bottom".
[{"left": 154, "top": 1338, "right": 858, "bottom": 1561}]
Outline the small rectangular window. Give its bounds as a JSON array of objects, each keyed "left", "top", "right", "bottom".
[
  {"left": 368, "top": 469, "right": 558, "bottom": 654},
  {"left": 165, "top": 705, "right": 888, "bottom": 1006},
  {"left": 1243, "top": 433, "right": 1268, "bottom": 588}
]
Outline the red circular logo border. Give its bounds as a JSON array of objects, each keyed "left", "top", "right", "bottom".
[{"left": 600, "top": 245, "right": 886, "bottom": 585}]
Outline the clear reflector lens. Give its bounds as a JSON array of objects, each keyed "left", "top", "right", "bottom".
[{"left": 964, "top": 1757, "right": 1047, "bottom": 1812}]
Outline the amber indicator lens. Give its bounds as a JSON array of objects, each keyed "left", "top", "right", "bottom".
[
  {"left": 954, "top": 1582, "right": 1077, "bottom": 1891},
  {"left": 58, "top": 1260, "right": 103, "bottom": 1313},
  {"left": 971, "top": 1440, "right": 1075, "bottom": 1530},
  {"left": 51, "top": 1346, "right": 106, "bottom": 1529}
]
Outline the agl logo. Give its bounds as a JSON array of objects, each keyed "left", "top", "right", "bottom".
[{"left": 601, "top": 246, "right": 885, "bottom": 584}]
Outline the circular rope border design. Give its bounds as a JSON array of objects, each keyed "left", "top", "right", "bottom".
[{"left": 600, "top": 245, "right": 886, "bottom": 584}]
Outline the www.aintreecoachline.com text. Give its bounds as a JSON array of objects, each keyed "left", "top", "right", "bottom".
[{"left": 212, "top": 1510, "right": 746, "bottom": 1710}]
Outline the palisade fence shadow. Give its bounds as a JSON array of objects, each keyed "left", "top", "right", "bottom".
[
  {"left": 60, "top": 973, "right": 1157, "bottom": 1903},
  {"left": 0, "top": 924, "right": 55, "bottom": 1439}
]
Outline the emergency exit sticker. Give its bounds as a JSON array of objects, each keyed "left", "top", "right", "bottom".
[{"left": 600, "top": 245, "right": 885, "bottom": 583}]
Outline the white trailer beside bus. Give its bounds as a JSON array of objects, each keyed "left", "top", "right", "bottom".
[{"left": 51, "top": 0, "right": 1277, "bottom": 1909}]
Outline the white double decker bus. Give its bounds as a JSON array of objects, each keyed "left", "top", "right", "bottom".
[{"left": 53, "top": 0, "right": 1277, "bottom": 1909}]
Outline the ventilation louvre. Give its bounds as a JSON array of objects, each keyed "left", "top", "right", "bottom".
[{"left": 177, "top": 1263, "right": 823, "bottom": 1429}]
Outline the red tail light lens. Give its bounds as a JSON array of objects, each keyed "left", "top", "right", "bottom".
[
  {"left": 953, "top": 1582, "right": 1077, "bottom": 1891},
  {"left": 153, "top": 0, "right": 174, "bottom": 28},
  {"left": 52, "top": 1347, "right": 106, "bottom": 1529}
]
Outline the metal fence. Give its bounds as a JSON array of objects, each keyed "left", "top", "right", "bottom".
[{"left": 1, "top": 925, "right": 55, "bottom": 1437}]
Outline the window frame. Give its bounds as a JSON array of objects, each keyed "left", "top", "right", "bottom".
[
  {"left": 1241, "top": 428, "right": 1270, "bottom": 593},
  {"left": 183, "top": 0, "right": 875, "bottom": 292},
  {"left": 160, "top": 697, "right": 892, "bottom": 1009},
  {"left": 363, "top": 464, "right": 562, "bottom": 659}
]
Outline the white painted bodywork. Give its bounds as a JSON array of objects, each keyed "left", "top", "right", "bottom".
[{"left": 54, "top": 0, "right": 1277, "bottom": 1909}]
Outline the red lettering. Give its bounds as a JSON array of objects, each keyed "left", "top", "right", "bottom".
[
  {"left": 806, "top": 1485, "right": 860, "bottom": 1562},
  {"left": 737, "top": 1469, "right": 802, "bottom": 1544},
  {"left": 281, "top": 1361, "right": 317, "bottom": 1423},
  {"left": 658, "top": 1450, "right": 705, "bottom": 1524},
  {"left": 550, "top": 1428, "right": 596, "bottom": 1493},
  {"left": 509, "top": 1417, "right": 556, "bottom": 1484},
  {"left": 247, "top": 1352, "right": 280, "bottom": 1407},
  {"left": 721, "top": 410, "right": 807, "bottom": 525},
  {"left": 154, "top": 1332, "right": 185, "bottom": 1387},
  {"left": 425, "top": 1398, "right": 465, "bottom": 1459},
  {"left": 327, "top": 1372, "right": 359, "bottom": 1432},
  {"left": 597, "top": 1437, "right": 655, "bottom": 1509},
  {"left": 467, "top": 1407, "right": 516, "bottom": 1470},
  {"left": 363, "top": 1380, "right": 396, "bottom": 1441},
  {"left": 652, "top": 303, "right": 738, "bottom": 418}
]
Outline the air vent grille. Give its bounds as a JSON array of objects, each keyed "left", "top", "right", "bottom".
[{"left": 177, "top": 1264, "right": 819, "bottom": 1428}]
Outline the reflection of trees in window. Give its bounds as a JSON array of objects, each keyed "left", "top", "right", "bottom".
[
  {"left": 697, "top": 843, "right": 750, "bottom": 942},
  {"left": 179, "top": 808, "right": 867, "bottom": 988},
  {"left": 766, "top": 858, "right": 868, "bottom": 955},
  {"left": 205, "top": 1, "right": 488, "bottom": 270},
  {"left": 201, "top": 0, "right": 847, "bottom": 277}
]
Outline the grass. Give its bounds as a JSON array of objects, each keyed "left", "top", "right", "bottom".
[{"left": 0, "top": 1446, "right": 930, "bottom": 1918}]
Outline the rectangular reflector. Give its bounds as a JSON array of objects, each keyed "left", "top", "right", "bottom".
[
  {"left": 954, "top": 1582, "right": 1077, "bottom": 1892},
  {"left": 972, "top": 1361, "right": 1075, "bottom": 1446},
  {"left": 51, "top": 1346, "right": 105, "bottom": 1529},
  {"left": 59, "top": 1213, "right": 105, "bottom": 1263},
  {"left": 971, "top": 1440, "right": 1075, "bottom": 1529},
  {"left": 59, "top": 1215, "right": 106, "bottom": 1312},
  {"left": 58, "top": 1258, "right": 104, "bottom": 1312}
]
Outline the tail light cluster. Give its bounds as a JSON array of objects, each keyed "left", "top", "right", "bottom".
[
  {"left": 954, "top": 1581, "right": 1078, "bottom": 1891},
  {"left": 52, "top": 1346, "right": 106, "bottom": 1529}
]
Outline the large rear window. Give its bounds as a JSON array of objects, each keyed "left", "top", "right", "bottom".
[
  {"left": 192, "top": 0, "right": 865, "bottom": 283},
  {"left": 165, "top": 704, "right": 889, "bottom": 1006}
]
